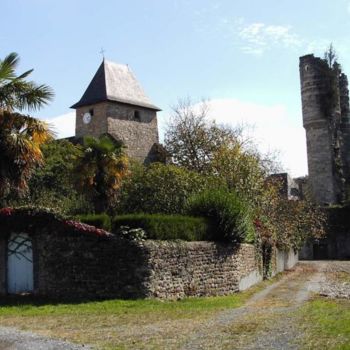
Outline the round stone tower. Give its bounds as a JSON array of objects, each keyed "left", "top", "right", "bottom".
[{"left": 299, "top": 54, "right": 341, "bottom": 204}]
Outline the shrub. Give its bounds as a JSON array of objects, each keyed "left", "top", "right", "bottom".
[
  {"left": 116, "top": 162, "right": 223, "bottom": 215},
  {"left": 112, "top": 214, "right": 210, "bottom": 241},
  {"left": 77, "top": 213, "right": 112, "bottom": 231},
  {"left": 186, "top": 189, "right": 255, "bottom": 243}
]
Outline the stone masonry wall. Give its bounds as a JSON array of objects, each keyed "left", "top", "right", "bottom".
[
  {"left": 107, "top": 102, "right": 158, "bottom": 163},
  {"left": 75, "top": 102, "right": 109, "bottom": 138},
  {"left": 0, "top": 226, "right": 264, "bottom": 299},
  {"left": 143, "top": 242, "right": 262, "bottom": 299},
  {"left": 75, "top": 100, "right": 159, "bottom": 164},
  {"left": 299, "top": 54, "right": 350, "bottom": 204}
]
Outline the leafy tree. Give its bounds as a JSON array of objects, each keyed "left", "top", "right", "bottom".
[
  {"left": 165, "top": 98, "right": 243, "bottom": 173},
  {"left": 0, "top": 52, "right": 53, "bottom": 112},
  {"left": 0, "top": 52, "right": 54, "bottom": 199},
  {"left": 26, "top": 139, "right": 92, "bottom": 214},
  {"left": 75, "top": 135, "right": 128, "bottom": 213}
]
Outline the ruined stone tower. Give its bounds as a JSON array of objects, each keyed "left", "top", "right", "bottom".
[
  {"left": 299, "top": 54, "right": 350, "bottom": 204},
  {"left": 71, "top": 60, "right": 161, "bottom": 163}
]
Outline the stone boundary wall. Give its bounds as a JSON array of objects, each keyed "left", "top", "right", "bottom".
[
  {"left": 0, "top": 223, "right": 299, "bottom": 299},
  {"left": 143, "top": 242, "right": 262, "bottom": 299}
]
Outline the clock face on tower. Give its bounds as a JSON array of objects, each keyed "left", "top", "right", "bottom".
[{"left": 83, "top": 112, "right": 91, "bottom": 124}]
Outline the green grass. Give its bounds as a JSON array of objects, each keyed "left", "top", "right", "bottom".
[
  {"left": 0, "top": 284, "right": 269, "bottom": 350},
  {"left": 0, "top": 276, "right": 281, "bottom": 349},
  {"left": 297, "top": 297, "right": 350, "bottom": 350}
]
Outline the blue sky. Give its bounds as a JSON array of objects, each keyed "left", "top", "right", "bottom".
[{"left": 3, "top": 0, "right": 350, "bottom": 176}]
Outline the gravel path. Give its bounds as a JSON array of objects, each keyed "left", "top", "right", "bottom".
[
  {"left": 181, "top": 261, "right": 346, "bottom": 350},
  {"left": 0, "top": 327, "right": 92, "bottom": 350}
]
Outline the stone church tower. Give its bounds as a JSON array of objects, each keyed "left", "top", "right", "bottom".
[
  {"left": 299, "top": 54, "right": 350, "bottom": 204},
  {"left": 71, "top": 59, "right": 161, "bottom": 163}
]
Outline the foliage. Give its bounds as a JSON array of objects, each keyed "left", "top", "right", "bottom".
[
  {"left": 256, "top": 180, "right": 326, "bottom": 251},
  {"left": 77, "top": 213, "right": 112, "bottom": 231},
  {"left": 0, "top": 52, "right": 54, "bottom": 112},
  {"left": 113, "top": 214, "right": 210, "bottom": 241},
  {"left": 0, "top": 111, "right": 54, "bottom": 198},
  {"left": 186, "top": 189, "right": 255, "bottom": 243},
  {"left": 210, "top": 143, "right": 267, "bottom": 207},
  {"left": 2, "top": 139, "right": 92, "bottom": 215},
  {"left": 116, "top": 162, "right": 221, "bottom": 215},
  {"left": 117, "top": 226, "right": 147, "bottom": 241},
  {"left": 164, "top": 98, "right": 244, "bottom": 173},
  {"left": 0, "top": 207, "right": 109, "bottom": 237},
  {"left": 75, "top": 135, "right": 128, "bottom": 213}
]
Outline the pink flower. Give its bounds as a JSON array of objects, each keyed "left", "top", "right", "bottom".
[{"left": 0, "top": 208, "right": 14, "bottom": 216}]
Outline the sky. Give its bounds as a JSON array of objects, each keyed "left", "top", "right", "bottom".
[{"left": 3, "top": 0, "right": 350, "bottom": 176}]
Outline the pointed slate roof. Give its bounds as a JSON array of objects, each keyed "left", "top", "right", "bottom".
[{"left": 71, "top": 60, "right": 161, "bottom": 110}]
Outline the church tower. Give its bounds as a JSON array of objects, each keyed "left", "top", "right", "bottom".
[{"left": 71, "top": 60, "right": 161, "bottom": 163}]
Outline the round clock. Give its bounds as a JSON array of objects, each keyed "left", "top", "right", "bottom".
[{"left": 83, "top": 112, "right": 92, "bottom": 124}]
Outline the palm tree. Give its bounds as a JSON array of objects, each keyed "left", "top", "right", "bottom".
[
  {"left": 75, "top": 135, "right": 128, "bottom": 213},
  {"left": 0, "top": 53, "right": 54, "bottom": 199},
  {"left": 0, "top": 111, "right": 53, "bottom": 197},
  {"left": 0, "top": 52, "right": 54, "bottom": 111}
]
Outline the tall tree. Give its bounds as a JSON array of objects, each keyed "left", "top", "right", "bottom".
[
  {"left": 75, "top": 135, "right": 128, "bottom": 213},
  {"left": 0, "top": 52, "right": 54, "bottom": 199},
  {"left": 165, "top": 98, "right": 243, "bottom": 173}
]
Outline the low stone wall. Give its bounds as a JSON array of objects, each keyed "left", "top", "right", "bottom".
[
  {"left": 0, "top": 223, "right": 263, "bottom": 299},
  {"left": 143, "top": 242, "right": 262, "bottom": 299},
  {"left": 0, "top": 209, "right": 300, "bottom": 300}
]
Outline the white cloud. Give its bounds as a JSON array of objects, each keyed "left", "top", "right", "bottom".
[
  {"left": 41, "top": 112, "right": 75, "bottom": 139},
  {"left": 207, "top": 99, "right": 307, "bottom": 177},
  {"left": 237, "top": 22, "right": 302, "bottom": 55}
]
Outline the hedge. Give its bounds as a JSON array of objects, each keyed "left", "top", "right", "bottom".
[
  {"left": 112, "top": 214, "right": 211, "bottom": 241},
  {"left": 77, "top": 213, "right": 112, "bottom": 231}
]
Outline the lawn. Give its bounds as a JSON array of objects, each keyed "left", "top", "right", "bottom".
[
  {"left": 297, "top": 297, "right": 350, "bottom": 350},
  {"left": 0, "top": 283, "right": 268, "bottom": 350}
]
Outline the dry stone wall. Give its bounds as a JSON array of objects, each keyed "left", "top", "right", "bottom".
[{"left": 143, "top": 242, "right": 262, "bottom": 299}]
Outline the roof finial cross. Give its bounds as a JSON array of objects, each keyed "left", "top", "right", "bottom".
[{"left": 100, "top": 47, "right": 106, "bottom": 59}]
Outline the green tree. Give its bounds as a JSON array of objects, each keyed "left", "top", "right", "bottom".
[
  {"left": 75, "top": 135, "right": 128, "bottom": 213},
  {"left": 165, "top": 98, "right": 243, "bottom": 173},
  {"left": 0, "top": 52, "right": 54, "bottom": 199}
]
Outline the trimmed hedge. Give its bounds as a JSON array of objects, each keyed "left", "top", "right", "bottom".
[
  {"left": 186, "top": 189, "right": 255, "bottom": 243},
  {"left": 112, "top": 214, "right": 211, "bottom": 241},
  {"left": 77, "top": 213, "right": 112, "bottom": 231}
]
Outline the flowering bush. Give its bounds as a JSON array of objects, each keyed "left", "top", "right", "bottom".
[
  {"left": 0, "top": 207, "right": 14, "bottom": 216},
  {"left": 0, "top": 207, "right": 110, "bottom": 238},
  {"left": 63, "top": 220, "right": 110, "bottom": 237}
]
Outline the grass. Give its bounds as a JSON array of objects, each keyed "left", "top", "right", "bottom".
[
  {"left": 297, "top": 297, "right": 350, "bottom": 350},
  {"left": 0, "top": 279, "right": 279, "bottom": 350}
]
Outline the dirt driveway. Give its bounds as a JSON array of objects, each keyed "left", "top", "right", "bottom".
[
  {"left": 180, "top": 261, "right": 350, "bottom": 350},
  {"left": 0, "top": 261, "right": 348, "bottom": 350}
]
